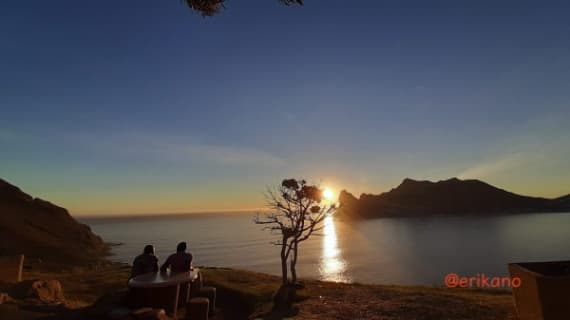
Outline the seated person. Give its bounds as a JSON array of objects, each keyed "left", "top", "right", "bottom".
[
  {"left": 131, "top": 244, "right": 159, "bottom": 278},
  {"left": 160, "top": 242, "right": 193, "bottom": 273}
]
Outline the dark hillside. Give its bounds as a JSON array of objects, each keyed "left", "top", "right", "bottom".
[
  {"left": 339, "top": 178, "right": 570, "bottom": 218},
  {"left": 0, "top": 178, "right": 108, "bottom": 265}
]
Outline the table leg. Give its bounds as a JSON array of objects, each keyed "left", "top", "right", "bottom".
[
  {"left": 173, "top": 284, "right": 180, "bottom": 319},
  {"left": 186, "top": 281, "right": 191, "bottom": 303}
]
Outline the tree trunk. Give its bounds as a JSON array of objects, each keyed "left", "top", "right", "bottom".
[
  {"left": 272, "top": 284, "right": 297, "bottom": 316},
  {"left": 290, "top": 239, "right": 299, "bottom": 284},
  {"left": 280, "top": 236, "right": 289, "bottom": 285}
]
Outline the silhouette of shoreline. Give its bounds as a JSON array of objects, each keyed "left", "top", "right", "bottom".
[{"left": 339, "top": 177, "right": 570, "bottom": 219}]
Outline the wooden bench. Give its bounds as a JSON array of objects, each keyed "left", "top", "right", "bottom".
[{"left": 0, "top": 254, "right": 24, "bottom": 283}]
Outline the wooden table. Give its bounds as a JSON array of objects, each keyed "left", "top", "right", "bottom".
[{"left": 128, "top": 268, "right": 199, "bottom": 319}]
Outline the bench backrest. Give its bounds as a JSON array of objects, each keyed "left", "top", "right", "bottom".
[{"left": 0, "top": 254, "right": 24, "bottom": 283}]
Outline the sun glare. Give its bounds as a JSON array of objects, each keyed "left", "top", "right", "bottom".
[{"left": 323, "top": 188, "right": 334, "bottom": 201}]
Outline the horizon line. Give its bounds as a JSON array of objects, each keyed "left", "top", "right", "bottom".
[{"left": 74, "top": 207, "right": 272, "bottom": 219}]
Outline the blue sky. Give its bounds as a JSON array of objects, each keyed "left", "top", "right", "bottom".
[{"left": 1, "top": 0, "right": 569, "bottom": 215}]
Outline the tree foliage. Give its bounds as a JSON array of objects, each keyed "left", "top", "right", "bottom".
[{"left": 183, "top": 0, "right": 304, "bottom": 16}]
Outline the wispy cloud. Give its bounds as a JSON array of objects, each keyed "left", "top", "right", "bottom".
[
  {"left": 84, "top": 131, "right": 286, "bottom": 167},
  {"left": 457, "top": 112, "right": 570, "bottom": 181},
  {"left": 458, "top": 152, "right": 538, "bottom": 180}
]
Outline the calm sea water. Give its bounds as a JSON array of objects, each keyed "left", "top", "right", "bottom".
[{"left": 81, "top": 212, "right": 570, "bottom": 285}]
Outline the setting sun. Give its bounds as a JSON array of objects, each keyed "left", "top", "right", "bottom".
[{"left": 323, "top": 188, "right": 334, "bottom": 201}]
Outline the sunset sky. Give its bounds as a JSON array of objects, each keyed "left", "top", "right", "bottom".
[{"left": 1, "top": 1, "right": 569, "bottom": 216}]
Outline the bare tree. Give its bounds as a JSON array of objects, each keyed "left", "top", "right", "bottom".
[
  {"left": 255, "top": 178, "right": 336, "bottom": 285},
  {"left": 184, "top": 0, "right": 304, "bottom": 16}
]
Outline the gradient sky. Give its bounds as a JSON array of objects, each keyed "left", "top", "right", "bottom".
[{"left": 1, "top": 0, "right": 569, "bottom": 216}]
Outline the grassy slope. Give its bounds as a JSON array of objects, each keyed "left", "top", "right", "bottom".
[
  {"left": 201, "top": 268, "right": 517, "bottom": 320},
  {"left": 23, "top": 263, "right": 132, "bottom": 308},
  {"left": 21, "top": 264, "right": 517, "bottom": 320}
]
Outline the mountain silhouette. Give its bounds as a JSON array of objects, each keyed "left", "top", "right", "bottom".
[
  {"left": 0, "top": 178, "right": 108, "bottom": 265},
  {"left": 339, "top": 178, "right": 570, "bottom": 218}
]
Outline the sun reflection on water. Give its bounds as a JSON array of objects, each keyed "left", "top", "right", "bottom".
[{"left": 320, "top": 215, "right": 350, "bottom": 282}]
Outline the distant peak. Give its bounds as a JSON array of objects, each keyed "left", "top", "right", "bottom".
[
  {"left": 400, "top": 178, "right": 421, "bottom": 185},
  {"left": 399, "top": 177, "right": 467, "bottom": 188},
  {"left": 392, "top": 178, "right": 432, "bottom": 193}
]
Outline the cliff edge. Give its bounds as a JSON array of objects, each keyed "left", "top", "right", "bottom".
[{"left": 0, "top": 178, "right": 108, "bottom": 265}]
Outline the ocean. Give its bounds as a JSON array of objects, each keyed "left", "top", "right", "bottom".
[{"left": 81, "top": 212, "right": 570, "bottom": 285}]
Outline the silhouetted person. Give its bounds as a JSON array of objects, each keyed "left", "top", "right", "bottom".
[
  {"left": 160, "top": 242, "right": 193, "bottom": 273},
  {"left": 131, "top": 245, "right": 159, "bottom": 278}
]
